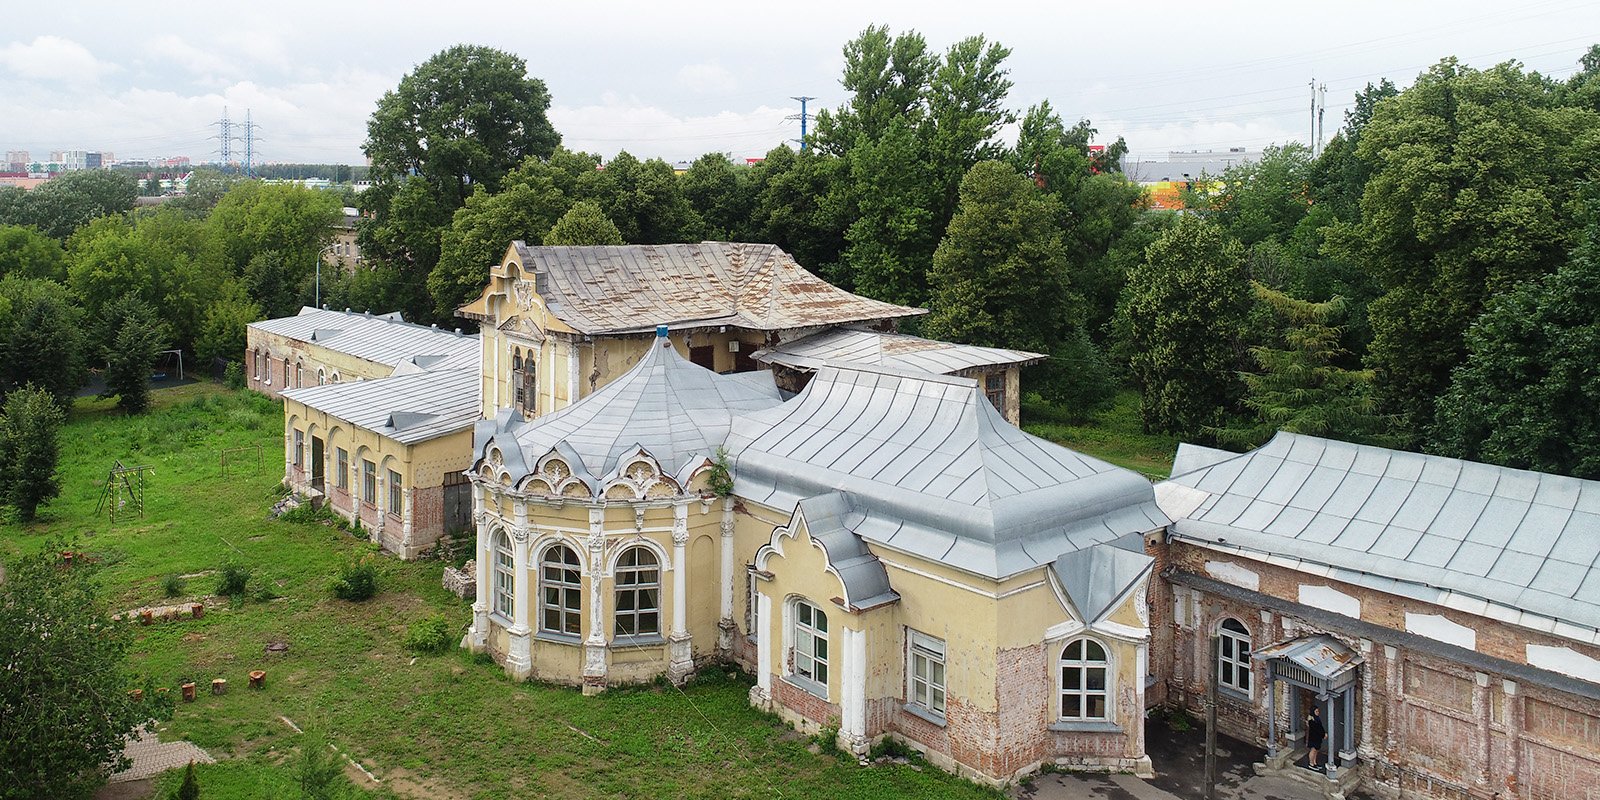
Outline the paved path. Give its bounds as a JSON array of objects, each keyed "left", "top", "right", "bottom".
[
  {"left": 1015, "top": 771, "right": 1324, "bottom": 800},
  {"left": 108, "top": 727, "right": 214, "bottom": 783}
]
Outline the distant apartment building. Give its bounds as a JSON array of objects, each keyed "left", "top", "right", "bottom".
[
  {"left": 1122, "top": 147, "right": 1262, "bottom": 210},
  {"left": 4, "top": 151, "right": 27, "bottom": 172}
]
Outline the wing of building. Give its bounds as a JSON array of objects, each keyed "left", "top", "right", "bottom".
[{"left": 1150, "top": 431, "right": 1600, "bottom": 798}]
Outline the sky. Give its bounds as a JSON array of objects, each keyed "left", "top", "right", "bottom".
[{"left": 1, "top": 0, "right": 1596, "bottom": 169}]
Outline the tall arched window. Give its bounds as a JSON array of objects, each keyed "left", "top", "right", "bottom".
[
  {"left": 1219, "top": 618, "right": 1252, "bottom": 694},
  {"left": 295, "top": 361, "right": 303, "bottom": 388},
  {"left": 317, "top": 367, "right": 326, "bottom": 386},
  {"left": 252, "top": 349, "right": 261, "bottom": 379},
  {"left": 1059, "top": 638, "right": 1109, "bottom": 720},
  {"left": 512, "top": 347, "right": 536, "bottom": 416},
  {"left": 613, "top": 547, "right": 660, "bottom": 637},
  {"left": 283, "top": 361, "right": 290, "bottom": 386},
  {"left": 540, "top": 544, "right": 582, "bottom": 636},
  {"left": 492, "top": 531, "right": 514, "bottom": 619}
]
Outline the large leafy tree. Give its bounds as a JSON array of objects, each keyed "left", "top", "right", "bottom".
[
  {"left": 1115, "top": 215, "right": 1251, "bottom": 436},
  {"left": 1430, "top": 220, "right": 1600, "bottom": 479},
  {"left": 7, "top": 170, "right": 138, "bottom": 239},
  {"left": 206, "top": 182, "right": 341, "bottom": 281},
  {"left": 65, "top": 215, "right": 216, "bottom": 353},
  {"left": 681, "top": 153, "right": 754, "bottom": 241},
  {"left": 1328, "top": 58, "right": 1600, "bottom": 441},
  {"left": 581, "top": 152, "right": 699, "bottom": 245},
  {"left": 544, "top": 201, "right": 624, "bottom": 246},
  {"left": 0, "top": 545, "right": 167, "bottom": 798},
  {"left": 1214, "top": 286, "right": 1392, "bottom": 448},
  {"left": 101, "top": 297, "right": 170, "bottom": 415},
  {"left": 748, "top": 145, "right": 848, "bottom": 280},
  {"left": 0, "top": 278, "right": 86, "bottom": 405},
  {"left": 0, "top": 386, "right": 65, "bottom": 520},
  {"left": 0, "top": 225, "right": 67, "bottom": 282},
  {"left": 194, "top": 281, "right": 263, "bottom": 368},
  {"left": 362, "top": 45, "right": 560, "bottom": 323},
  {"left": 428, "top": 157, "right": 572, "bottom": 319}
]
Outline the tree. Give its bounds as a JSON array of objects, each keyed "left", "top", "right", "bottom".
[
  {"left": 168, "top": 168, "right": 234, "bottom": 216},
  {"left": 1430, "top": 221, "right": 1600, "bottom": 479},
  {"left": 582, "top": 152, "right": 699, "bottom": 244},
  {"left": 427, "top": 158, "right": 571, "bottom": 319},
  {"left": 812, "top": 25, "right": 937, "bottom": 155},
  {"left": 0, "top": 545, "right": 166, "bottom": 798},
  {"left": 544, "top": 201, "right": 624, "bottom": 246},
  {"left": 194, "top": 281, "right": 263, "bottom": 368},
  {"left": 66, "top": 215, "right": 216, "bottom": 354},
  {"left": 1328, "top": 58, "right": 1600, "bottom": 441},
  {"left": 15, "top": 170, "right": 138, "bottom": 239},
  {"left": 1205, "top": 143, "right": 1314, "bottom": 248},
  {"left": 172, "top": 762, "right": 200, "bottom": 800},
  {"left": 206, "top": 181, "right": 341, "bottom": 280},
  {"left": 841, "top": 118, "right": 940, "bottom": 305},
  {"left": 748, "top": 145, "right": 848, "bottom": 279},
  {"left": 0, "top": 225, "right": 67, "bottom": 281},
  {"left": 1213, "top": 286, "right": 1393, "bottom": 448},
  {"left": 681, "top": 153, "right": 753, "bottom": 240},
  {"left": 362, "top": 45, "right": 560, "bottom": 324},
  {"left": 0, "top": 278, "right": 87, "bottom": 405},
  {"left": 0, "top": 386, "right": 65, "bottom": 521},
  {"left": 101, "top": 298, "right": 170, "bottom": 415},
  {"left": 1114, "top": 215, "right": 1251, "bottom": 436}
]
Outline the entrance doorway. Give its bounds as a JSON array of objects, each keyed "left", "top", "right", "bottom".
[{"left": 310, "top": 437, "right": 325, "bottom": 494}]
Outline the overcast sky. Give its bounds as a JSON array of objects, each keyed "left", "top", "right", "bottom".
[{"left": 1, "top": 0, "right": 1595, "bottom": 168}]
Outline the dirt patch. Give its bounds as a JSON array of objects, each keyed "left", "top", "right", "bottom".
[
  {"left": 94, "top": 778, "right": 155, "bottom": 800},
  {"left": 381, "top": 767, "right": 469, "bottom": 800}
]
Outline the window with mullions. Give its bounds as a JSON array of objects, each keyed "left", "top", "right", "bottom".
[
  {"left": 492, "top": 531, "right": 514, "bottom": 619},
  {"left": 336, "top": 448, "right": 348, "bottom": 490},
  {"left": 540, "top": 544, "right": 582, "bottom": 636},
  {"left": 908, "top": 630, "right": 947, "bottom": 718},
  {"left": 362, "top": 459, "right": 376, "bottom": 505},
  {"left": 387, "top": 470, "right": 403, "bottom": 515},
  {"left": 1059, "top": 638, "right": 1109, "bottom": 720},
  {"left": 1218, "top": 618, "right": 1252, "bottom": 694},
  {"left": 613, "top": 547, "right": 660, "bottom": 637},
  {"left": 793, "top": 599, "right": 829, "bottom": 692}
]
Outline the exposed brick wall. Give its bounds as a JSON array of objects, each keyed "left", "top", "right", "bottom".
[{"left": 772, "top": 675, "right": 840, "bottom": 730}]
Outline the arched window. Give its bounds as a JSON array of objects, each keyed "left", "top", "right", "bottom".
[
  {"left": 295, "top": 361, "right": 303, "bottom": 388},
  {"left": 283, "top": 360, "right": 290, "bottom": 386},
  {"left": 613, "top": 547, "right": 660, "bottom": 637},
  {"left": 317, "top": 367, "right": 326, "bottom": 386},
  {"left": 1059, "top": 638, "right": 1109, "bottom": 720},
  {"left": 791, "top": 598, "right": 829, "bottom": 694},
  {"left": 512, "top": 347, "right": 536, "bottom": 417},
  {"left": 252, "top": 349, "right": 261, "bottom": 379},
  {"left": 492, "top": 531, "right": 514, "bottom": 619},
  {"left": 540, "top": 544, "right": 582, "bottom": 636},
  {"left": 1219, "top": 618, "right": 1252, "bottom": 694}
]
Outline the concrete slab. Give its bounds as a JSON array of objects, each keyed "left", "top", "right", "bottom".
[{"left": 108, "top": 726, "right": 214, "bottom": 784}]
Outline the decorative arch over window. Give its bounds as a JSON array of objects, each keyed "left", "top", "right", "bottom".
[
  {"left": 539, "top": 543, "right": 582, "bottom": 636},
  {"left": 1059, "top": 638, "right": 1110, "bottom": 721},
  {"left": 491, "top": 529, "right": 514, "bottom": 619},
  {"left": 1218, "top": 618, "right": 1252, "bottom": 695},
  {"left": 613, "top": 547, "right": 660, "bottom": 637}
]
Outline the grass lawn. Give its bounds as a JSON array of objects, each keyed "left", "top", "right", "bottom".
[
  {"left": 1021, "top": 391, "right": 1180, "bottom": 480},
  {"left": 2, "top": 383, "right": 1002, "bottom": 800}
]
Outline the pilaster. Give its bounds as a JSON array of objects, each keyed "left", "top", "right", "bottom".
[
  {"left": 582, "top": 506, "right": 608, "bottom": 694},
  {"left": 504, "top": 523, "right": 532, "bottom": 680},
  {"left": 467, "top": 505, "right": 490, "bottom": 652},
  {"left": 717, "top": 498, "right": 736, "bottom": 654},
  {"left": 667, "top": 502, "right": 694, "bottom": 684}
]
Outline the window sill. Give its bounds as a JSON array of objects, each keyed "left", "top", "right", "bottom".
[
  {"left": 612, "top": 634, "right": 665, "bottom": 648},
  {"left": 1219, "top": 686, "right": 1253, "bottom": 704},
  {"left": 535, "top": 631, "right": 582, "bottom": 646},
  {"left": 1049, "top": 720, "right": 1123, "bottom": 734},
  {"left": 902, "top": 703, "right": 946, "bottom": 728},
  {"left": 782, "top": 674, "right": 828, "bottom": 701}
]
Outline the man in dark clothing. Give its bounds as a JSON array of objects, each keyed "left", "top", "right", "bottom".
[{"left": 1306, "top": 705, "right": 1327, "bottom": 770}]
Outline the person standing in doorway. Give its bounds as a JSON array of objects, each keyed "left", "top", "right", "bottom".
[{"left": 1306, "top": 705, "right": 1327, "bottom": 771}]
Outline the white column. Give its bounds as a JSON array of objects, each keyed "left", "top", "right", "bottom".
[
  {"left": 668, "top": 502, "right": 694, "bottom": 683},
  {"left": 1134, "top": 640, "right": 1154, "bottom": 777},
  {"left": 717, "top": 498, "right": 736, "bottom": 653},
  {"left": 582, "top": 507, "right": 608, "bottom": 693},
  {"left": 567, "top": 338, "right": 580, "bottom": 407},
  {"left": 468, "top": 492, "right": 490, "bottom": 652},
  {"left": 505, "top": 523, "right": 532, "bottom": 680},
  {"left": 839, "top": 626, "right": 868, "bottom": 755},
  {"left": 750, "top": 590, "right": 773, "bottom": 708},
  {"left": 400, "top": 486, "right": 415, "bottom": 558}
]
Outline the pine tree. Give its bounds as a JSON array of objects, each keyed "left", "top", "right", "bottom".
[
  {"left": 172, "top": 761, "right": 199, "bottom": 800},
  {"left": 101, "top": 298, "right": 170, "bottom": 415},
  {"left": 0, "top": 385, "right": 65, "bottom": 521}
]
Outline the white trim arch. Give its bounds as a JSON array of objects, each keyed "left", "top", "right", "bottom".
[
  {"left": 603, "top": 536, "right": 671, "bottom": 576},
  {"left": 1057, "top": 636, "right": 1114, "bottom": 722}
]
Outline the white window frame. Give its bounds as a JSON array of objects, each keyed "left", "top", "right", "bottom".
[
  {"left": 387, "top": 469, "right": 403, "bottom": 516},
  {"left": 335, "top": 448, "right": 349, "bottom": 490},
  {"left": 361, "top": 459, "right": 376, "bottom": 505},
  {"left": 1059, "top": 637, "right": 1111, "bottom": 722},
  {"left": 1218, "top": 618, "right": 1253, "bottom": 696},
  {"left": 907, "top": 630, "right": 947, "bottom": 720},
  {"left": 612, "top": 546, "right": 660, "bottom": 638},
  {"left": 492, "top": 531, "right": 514, "bottom": 620},
  {"left": 790, "top": 598, "right": 829, "bottom": 697},
  {"left": 539, "top": 544, "right": 582, "bottom": 637}
]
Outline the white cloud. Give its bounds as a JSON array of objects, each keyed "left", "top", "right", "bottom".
[
  {"left": 675, "top": 63, "right": 738, "bottom": 94},
  {"left": 550, "top": 102, "right": 794, "bottom": 161},
  {"left": 0, "top": 36, "right": 117, "bottom": 81}
]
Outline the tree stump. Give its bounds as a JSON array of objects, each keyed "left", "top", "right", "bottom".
[
  {"left": 181, "top": 682, "right": 197, "bottom": 702},
  {"left": 248, "top": 670, "right": 266, "bottom": 689},
  {"left": 140, "top": 609, "right": 154, "bottom": 625},
  {"left": 191, "top": 603, "right": 204, "bottom": 619},
  {"left": 211, "top": 678, "right": 227, "bottom": 696}
]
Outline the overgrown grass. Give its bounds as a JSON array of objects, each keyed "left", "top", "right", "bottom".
[
  {"left": 4, "top": 383, "right": 1002, "bottom": 800},
  {"left": 1022, "top": 390, "right": 1180, "bottom": 479}
]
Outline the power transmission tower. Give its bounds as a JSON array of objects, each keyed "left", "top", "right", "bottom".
[
  {"left": 786, "top": 96, "right": 817, "bottom": 152},
  {"left": 239, "top": 108, "right": 261, "bottom": 177},
  {"left": 211, "top": 106, "right": 233, "bottom": 167}
]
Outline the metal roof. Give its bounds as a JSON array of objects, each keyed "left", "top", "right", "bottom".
[
  {"left": 510, "top": 242, "right": 925, "bottom": 335},
  {"left": 795, "top": 493, "right": 899, "bottom": 611},
  {"left": 727, "top": 365, "right": 1168, "bottom": 579},
  {"left": 480, "top": 333, "right": 783, "bottom": 489},
  {"left": 1160, "top": 432, "right": 1600, "bottom": 636},
  {"left": 1052, "top": 543, "right": 1155, "bottom": 623},
  {"left": 751, "top": 327, "right": 1046, "bottom": 375},
  {"left": 250, "top": 307, "right": 479, "bottom": 373},
  {"left": 1253, "top": 634, "right": 1362, "bottom": 682},
  {"left": 281, "top": 369, "right": 480, "bottom": 445}
]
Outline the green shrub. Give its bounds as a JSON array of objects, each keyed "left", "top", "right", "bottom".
[
  {"left": 216, "top": 562, "right": 251, "bottom": 597},
  {"left": 222, "top": 361, "right": 244, "bottom": 390},
  {"left": 329, "top": 560, "right": 378, "bottom": 601},
  {"left": 869, "top": 736, "right": 917, "bottom": 760},
  {"left": 162, "top": 574, "right": 186, "bottom": 598},
  {"left": 404, "top": 615, "right": 454, "bottom": 654}
]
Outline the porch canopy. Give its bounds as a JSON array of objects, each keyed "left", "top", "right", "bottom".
[{"left": 1253, "top": 634, "right": 1361, "bottom": 694}]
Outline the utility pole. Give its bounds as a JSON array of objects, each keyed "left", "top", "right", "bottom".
[
  {"left": 1316, "top": 82, "right": 1327, "bottom": 157},
  {"left": 1308, "top": 80, "right": 1318, "bottom": 157},
  {"left": 239, "top": 108, "right": 261, "bottom": 178},
  {"left": 787, "top": 96, "right": 817, "bottom": 152},
  {"left": 1205, "top": 634, "right": 1218, "bottom": 800}
]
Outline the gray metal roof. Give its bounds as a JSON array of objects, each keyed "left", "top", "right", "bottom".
[
  {"left": 481, "top": 334, "right": 783, "bottom": 489},
  {"left": 1052, "top": 543, "right": 1154, "bottom": 623},
  {"left": 281, "top": 368, "right": 480, "bottom": 445},
  {"left": 795, "top": 493, "right": 899, "bottom": 611},
  {"left": 1252, "top": 635, "right": 1362, "bottom": 682},
  {"left": 510, "top": 242, "right": 925, "bottom": 335},
  {"left": 727, "top": 365, "right": 1169, "bottom": 579},
  {"left": 250, "top": 307, "right": 479, "bottom": 373},
  {"left": 752, "top": 327, "right": 1046, "bottom": 376},
  {"left": 1160, "top": 432, "right": 1600, "bottom": 636}
]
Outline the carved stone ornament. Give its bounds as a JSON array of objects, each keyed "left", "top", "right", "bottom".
[
  {"left": 1135, "top": 582, "right": 1150, "bottom": 626},
  {"left": 514, "top": 279, "right": 537, "bottom": 312},
  {"left": 510, "top": 526, "right": 529, "bottom": 544}
]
